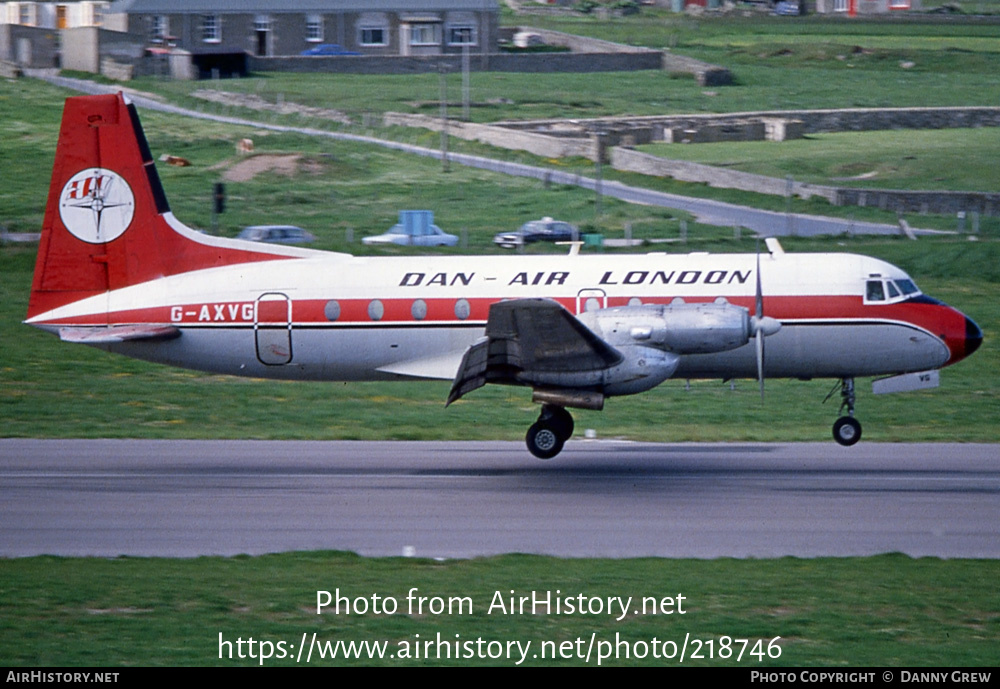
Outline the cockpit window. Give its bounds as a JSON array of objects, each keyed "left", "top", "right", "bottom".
[{"left": 866, "top": 277, "right": 922, "bottom": 304}]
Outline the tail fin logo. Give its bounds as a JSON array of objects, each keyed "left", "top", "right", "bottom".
[{"left": 59, "top": 168, "right": 135, "bottom": 244}]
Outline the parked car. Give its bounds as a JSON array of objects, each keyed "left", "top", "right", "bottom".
[
  {"left": 493, "top": 217, "right": 578, "bottom": 249},
  {"left": 362, "top": 210, "right": 458, "bottom": 247},
  {"left": 237, "top": 225, "right": 315, "bottom": 245},
  {"left": 300, "top": 44, "right": 361, "bottom": 56}
]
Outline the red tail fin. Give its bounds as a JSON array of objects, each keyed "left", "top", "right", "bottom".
[{"left": 27, "top": 92, "right": 310, "bottom": 321}]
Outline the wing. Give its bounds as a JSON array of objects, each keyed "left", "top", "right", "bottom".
[{"left": 447, "top": 299, "right": 622, "bottom": 405}]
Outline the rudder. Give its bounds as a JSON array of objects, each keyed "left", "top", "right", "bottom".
[{"left": 27, "top": 92, "right": 311, "bottom": 323}]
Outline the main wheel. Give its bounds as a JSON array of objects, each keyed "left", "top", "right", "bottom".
[
  {"left": 526, "top": 422, "right": 565, "bottom": 460},
  {"left": 832, "top": 416, "right": 862, "bottom": 447},
  {"left": 542, "top": 406, "right": 574, "bottom": 440}
]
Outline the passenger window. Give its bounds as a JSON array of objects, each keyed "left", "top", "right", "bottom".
[{"left": 866, "top": 280, "right": 885, "bottom": 302}]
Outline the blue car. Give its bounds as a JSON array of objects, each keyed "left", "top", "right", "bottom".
[{"left": 300, "top": 44, "right": 361, "bottom": 56}]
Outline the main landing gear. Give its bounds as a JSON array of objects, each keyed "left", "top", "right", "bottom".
[
  {"left": 829, "top": 377, "right": 862, "bottom": 447},
  {"left": 526, "top": 405, "right": 575, "bottom": 459}
]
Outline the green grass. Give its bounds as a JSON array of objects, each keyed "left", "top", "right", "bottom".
[
  {"left": 1, "top": 552, "right": 997, "bottom": 666},
  {"left": 1, "top": 80, "right": 997, "bottom": 443},
  {"left": 2, "top": 25, "right": 999, "bottom": 670},
  {"left": 638, "top": 128, "right": 1000, "bottom": 191},
  {"left": 106, "top": 13, "right": 1000, "bottom": 124}
]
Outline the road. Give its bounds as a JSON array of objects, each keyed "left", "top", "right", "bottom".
[{"left": 2, "top": 439, "right": 997, "bottom": 559}]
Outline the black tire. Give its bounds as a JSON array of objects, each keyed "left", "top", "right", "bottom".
[
  {"left": 832, "top": 416, "right": 862, "bottom": 447},
  {"left": 542, "top": 406, "right": 574, "bottom": 440},
  {"left": 526, "top": 422, "right": 564, "bottom": 460}
]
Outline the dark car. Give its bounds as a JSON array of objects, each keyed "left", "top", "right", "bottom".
[
  {"left": 493, "top": 217, "right": 578, "bottom": 249},
  {"left": 237, "top": 225, "right": 315, "bottom": 245},
  {"left": 300, "top": 44, "right": 361, "bottom": 56}
]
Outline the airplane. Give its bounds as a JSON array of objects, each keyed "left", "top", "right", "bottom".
[{"left": 25, "top": 93, "right": 983, "bottom": 458}]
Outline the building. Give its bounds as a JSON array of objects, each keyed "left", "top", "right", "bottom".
[
  {"left": 104, "top": 0, "right": 499, "bottom": 59},
  {"left": 2, "top": 1, "right": 108, "bottom": 29},
  {"left": 813, "top": 0, "right": 921, "bottom": 14}
]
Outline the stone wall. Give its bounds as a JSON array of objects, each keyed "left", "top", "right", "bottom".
[
  {"left": 249, "top": 49, "right": 662, "bottom": 75},
  {"left": 833, "top": 189, "right": 999, "bottom": 216},
  {"left": 611, "top": 147, "right": 1000, "bottom": 216},
  {"left": 612, "top": 147, "right": 839, "bottom": 203},
  {"left": 508, "top": 107, "right": 1000, "bottom": 138},
  {"left": 0, "top": 60, "right": 22, "bottom": 78},
  {"left": 384, "top": 112, "right": 595, "bottom": 159},
  {"left": 0, "top": 24, "right": 58, "bottom": 69}
]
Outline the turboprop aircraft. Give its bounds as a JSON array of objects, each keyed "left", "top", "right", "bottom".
[{"left": 26, "top": 93, "right": 983, "bottom": 458}]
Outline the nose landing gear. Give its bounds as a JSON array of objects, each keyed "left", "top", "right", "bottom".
[
  {"left": 829, "top": 377, "right": 862, "bottom": 446},
  {"left": 526, "top": 405, "right": 575, "bottom": 459}
]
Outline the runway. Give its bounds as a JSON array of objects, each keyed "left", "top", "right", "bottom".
[{"left": 2, "top": 439, "right": 997, "bottom": 559}]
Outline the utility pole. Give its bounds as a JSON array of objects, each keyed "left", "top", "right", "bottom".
[
  {"left": 439, "top": 64, "right": 450, "bottom": 173},
  {"left": 594, "top": 131, "right": 606, "bottom": 219},
  {"left": 462, "top": 43, "right": 471, "bottom": 122}
]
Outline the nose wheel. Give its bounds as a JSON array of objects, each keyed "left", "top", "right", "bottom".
[
  {"left": 525, "top": 405, "right": 574, "bottom": 459},
  {"left": 833, "top": 416, "right": 862, "bottom": 446},
  {"left": 829, "top": 377, "right": 862, "bottom": 446}
]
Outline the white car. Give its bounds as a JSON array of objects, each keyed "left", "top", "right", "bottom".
[{"left": 363, "top": 210, "right": 458, "bottom": 247}]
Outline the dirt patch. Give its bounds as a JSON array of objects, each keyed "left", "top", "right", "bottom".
[
  {"left": 222, "top": 154, "right": 303, "bottom": 183},
  {"left": 192, "top": 89, "right": 352, "bottom": 125}
]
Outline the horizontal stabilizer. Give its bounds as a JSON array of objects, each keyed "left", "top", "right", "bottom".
[{"left": 59, "top": 324, "right": 180, "bottom": 344}]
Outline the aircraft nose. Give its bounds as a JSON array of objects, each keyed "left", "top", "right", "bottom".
[{"left": 965, "top": 315, "right": 983, "bottom": 358}]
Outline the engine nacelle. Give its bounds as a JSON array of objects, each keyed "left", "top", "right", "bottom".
[
  {"left": 579, "top": 301, "right": 753, "bottom": 355},
  {"left": 514, "top": 301, "right": 777, "bottom": 401},
  {"left": 520, "top": 344, "right": 680, "bottom": 397}
]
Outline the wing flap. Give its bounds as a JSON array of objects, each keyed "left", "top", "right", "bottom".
[{"left": 447, "top": 299, "right": 622, "bottom": 405}]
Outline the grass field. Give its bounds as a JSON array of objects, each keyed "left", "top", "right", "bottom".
[
  {"left": 638, "top": 128, "right": 1000, "bottom": 191},
  {"left": 105, "top": 13, "right": 1000, "bottom": 123},
  {"left": 1, "top": 77, "right": 997, "bottom": 443},
  {"left": 1, "top": 553, "right": 998, "bottom": 666},
  {"left": 2, "top": 16, "right": 999, "bottom": 667}
]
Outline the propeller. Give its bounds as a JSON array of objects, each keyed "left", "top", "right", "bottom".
[{"left": 750, "top": 241, "right": 781, "bottom": 400}]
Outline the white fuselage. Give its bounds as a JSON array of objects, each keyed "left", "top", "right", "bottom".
[{"left": 29, "top": 249, "right": 954, "bottom": 387}]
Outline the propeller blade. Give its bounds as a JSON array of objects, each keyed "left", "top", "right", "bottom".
[
  {"left": 756, "top": 241, "right": 765, "bottom": 400},
  {"left": 756, "top": 329, "right": 765, "bottom": 401},
  {"left": 755, "top": 242, "right": 763, "bottom": 319}
]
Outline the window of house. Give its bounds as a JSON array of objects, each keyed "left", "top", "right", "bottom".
[
  {"left": 409, "top": 24, "right": 438, "bottom": 46},
  {"left": 306, "top": 15, "right": 323, "bottom": 42},
  {"left": 150, "top": 15, "right": 168, "bottom": 42},
  {"left": 359, "top": 26, "right": 387, "bottom": 46},
  {"left": 92, "top": 5, "right": 103, "bottom": 26},
  {"left": 889, "top": 0, "right": 910, "bottom": 7},
  {"left": 447, "top": 25, "right": 476, "bottom": 46},
  {"left": 201, "top": 15, "right": 221, "bottom": 43},
  {"left": 833, "top": 0, "right": 849, "bottom": 11},
  {"left": 19, "top": 4, "right": 35, "bottom": 25},
  {"left": 253, "top": 15, "right": 270, "bottom": 32}
]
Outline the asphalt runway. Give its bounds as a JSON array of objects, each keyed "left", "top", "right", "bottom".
[{"left": 2, "top": 439, "right": 997, "bottom": 559}]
